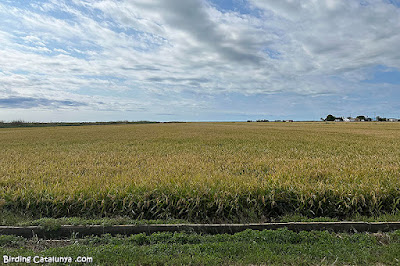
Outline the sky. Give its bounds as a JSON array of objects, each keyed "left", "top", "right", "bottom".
[{"left": 1, "top": 0, "right": 400, "bottom": 122}]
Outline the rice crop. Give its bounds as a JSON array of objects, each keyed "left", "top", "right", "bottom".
[{"left": 1, "top": 122, "right": 400, "bottom": 221}]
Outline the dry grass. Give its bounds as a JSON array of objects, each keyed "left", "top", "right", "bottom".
[{"left": 1, "top": 122, "right": 399, "bottom": 221}]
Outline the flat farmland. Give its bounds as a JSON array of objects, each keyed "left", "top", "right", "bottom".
[{"left": 1, "top": 122, "right": 400, "bottom": 221}]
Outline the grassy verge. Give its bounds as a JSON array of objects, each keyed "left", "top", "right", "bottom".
[
  {"left": 2, "top": 210, "right": 400, "bottom": 227},
  {"left": 0, "top": 210, "right": 188, "bottom": 227},
  {"left": 1, "top": 229, "right": 400, "bottom": 265}
]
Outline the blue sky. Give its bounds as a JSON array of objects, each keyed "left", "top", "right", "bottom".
[{"left": 1, "top": 0, "right": 400, "bottom": 122}]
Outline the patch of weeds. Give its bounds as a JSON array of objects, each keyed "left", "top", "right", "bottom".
[
  {"left": 0, "top": 235, "right": 26, "bottom": 248},
  {"left": 279, "top": 214, "right": 339, "bottom": 222},
  {"left": 0, "top": 210, "right": 35, "bottom": 225},
  {"left": 36, "top": 218, "right": 62, "bottom": 231},
  {"left": 15, "top": 216, "right": 189, "bottom": 227}
]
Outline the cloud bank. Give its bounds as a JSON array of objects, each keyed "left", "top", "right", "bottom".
[{"left": 0, "top": 0, "right": 399, "bottom": 121}]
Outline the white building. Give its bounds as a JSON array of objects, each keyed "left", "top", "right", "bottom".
[{"left": 343, "top": 117, "right": 356, "bottom": 122}]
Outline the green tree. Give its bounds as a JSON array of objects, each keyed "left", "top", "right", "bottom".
[{"left": 325, "top": 114, "right": 336, "bottom": 121}]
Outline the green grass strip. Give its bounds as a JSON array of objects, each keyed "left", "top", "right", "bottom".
[{"left": 1, "top": 229, "right": 400, "bottom": 265}]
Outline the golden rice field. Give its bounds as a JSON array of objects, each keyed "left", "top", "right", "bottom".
[{"left": 1, "top": 122, "right": 400, "bottom": 221}]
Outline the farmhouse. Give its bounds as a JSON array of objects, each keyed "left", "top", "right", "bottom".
[{"left": 343, "top": 117, "right": 356, "bottom": 122}]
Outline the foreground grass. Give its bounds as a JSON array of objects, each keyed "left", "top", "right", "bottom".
[
  {"left": 1, "top": 122, "right": 400, "bottom": 221},
  {"left": 1, "top": 229, "right": 400, "bottom": 265}
]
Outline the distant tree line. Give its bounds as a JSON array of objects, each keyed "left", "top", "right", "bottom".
[
  {"left": 322, "top": 114, "right": 393, "bottom": 122},
  {"left": 0, "top": 120, "right": 161, "bottom": 128},
  {"left": 247, "top": 119, "right": 296, "bottom": 122},
  {"left": 247, "top": 119, "right": 269, "bottom": 122}
]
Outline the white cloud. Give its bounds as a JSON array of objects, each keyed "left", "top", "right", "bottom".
[
  {"left": 250, "top": 0, "right": 400, "bottom": 74},
  {"left": 0, "top": 0, "right": 399, "bottom": 120}
]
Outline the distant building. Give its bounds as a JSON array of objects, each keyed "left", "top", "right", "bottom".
[
  {"left": 343, "top": 117, "right": 356, "bottom": 122},
  {"left": 388, "top": 118, "right": 399, "bottom": 122}
]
